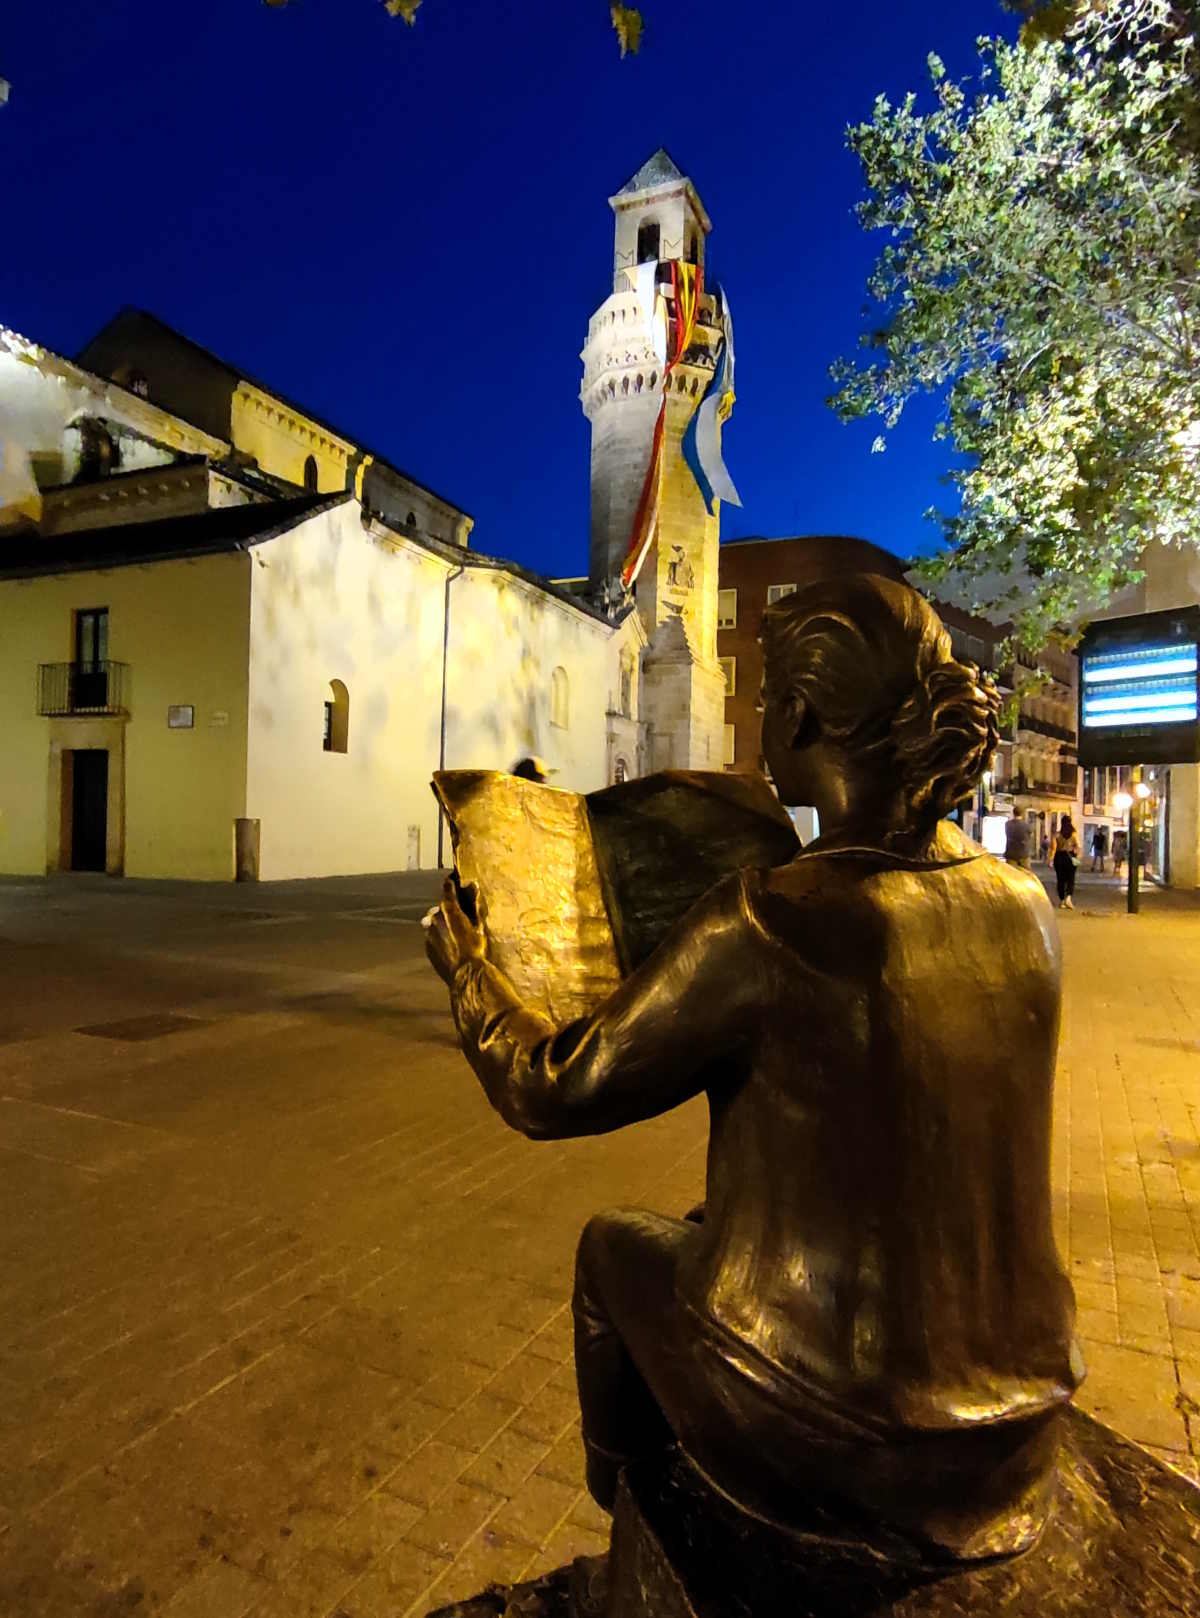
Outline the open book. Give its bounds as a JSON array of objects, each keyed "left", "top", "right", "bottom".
[{"left": 431, "top": 770, "right": 800, "bottom": 1025}]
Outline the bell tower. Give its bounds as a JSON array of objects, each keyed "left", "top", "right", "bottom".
[{"left": 580, "top": 149, "right": 739, "bottom": 771}]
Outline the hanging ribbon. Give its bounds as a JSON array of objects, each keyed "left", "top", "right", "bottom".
[{"left": 620, "top": 260, "right": 703, "bottom": 589}]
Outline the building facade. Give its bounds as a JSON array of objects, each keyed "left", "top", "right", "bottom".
[
  {"left": 0, "top": 303, "right": 646, "bottom": 881},
  {"left": 1086, "top": 543, "right": 1200, "bottom": 888}
]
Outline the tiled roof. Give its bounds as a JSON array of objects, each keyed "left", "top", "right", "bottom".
[{"left": 617, "top": 148, "right": 686, "bottom": 195}]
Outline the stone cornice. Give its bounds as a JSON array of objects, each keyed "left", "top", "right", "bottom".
[{"left": 233, "top": 381, "right": 355, "bottom": 462}]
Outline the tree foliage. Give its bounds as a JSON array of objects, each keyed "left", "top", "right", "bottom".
[
  {"left": 829, "top": 0, "right": 1200, "bottom": 653},
  {"left": 263, "top": 0, "right": 644, "bottom": 54}
]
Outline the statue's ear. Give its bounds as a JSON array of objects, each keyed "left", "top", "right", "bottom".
[{"left": 785, "top": 693, "right": 815, "bottom": 750}]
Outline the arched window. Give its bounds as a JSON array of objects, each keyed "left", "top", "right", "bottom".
[
  {"left": 303, "top": 455, "right": 319, "bottom": 493},
  {"left": 614, "top": 757, "right": 628, "bottom": 785},
  {"left": 407, "top": 511, "right": 417, "bottom": 528},
  {"left": 619, "top": 659, "right": 633, "bottom": 719},
  {"left": 323, "top": 679, "right": 349, "bottom": 753},
  {"left": 550, "top": 666, "right": 569, "bottom": 730},
  {"left": 636, "top": 220, "right": 660, "bottom": 263}
]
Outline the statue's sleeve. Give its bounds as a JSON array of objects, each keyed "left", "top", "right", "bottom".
[{"left": 447, "top": 871, "right": 770, "bottom": 1140}]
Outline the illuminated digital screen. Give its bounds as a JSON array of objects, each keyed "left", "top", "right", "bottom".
[{"left": 1080, "top": 643, "right": 1198, "bottom": 729}]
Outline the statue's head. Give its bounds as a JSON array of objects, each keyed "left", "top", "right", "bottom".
[{"left": 760, "top": 573, "right": 999, "bottom": 832}]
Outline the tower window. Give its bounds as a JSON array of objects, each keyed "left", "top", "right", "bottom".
[
  {"left": 686, "top": 232, "right": 698, "bottom": 264},
  {"left": 636, "top": 221, "right": 660, "bottom": 264},
  {"left": 303, "top": 455, "right": 319, "bottom": 493}
]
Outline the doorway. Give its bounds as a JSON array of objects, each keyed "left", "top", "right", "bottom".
[{"left": 70, "top": 750, "right": 109, "bottom": 871}]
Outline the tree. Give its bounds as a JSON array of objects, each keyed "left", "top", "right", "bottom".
[
  {"left": 829, "top": 0, "right": 1200, "bottom": 655},
  {"left": 263, "top": 0, "right": 644, "bottom": 55}
]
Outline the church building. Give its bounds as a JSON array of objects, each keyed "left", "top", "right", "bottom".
[{"left": 0, "top": 151, "right": 737, "bottom": 882}]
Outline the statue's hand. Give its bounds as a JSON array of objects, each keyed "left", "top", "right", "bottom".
[{"left": 424, "top": 877, "right": 487, "bottom": 984}]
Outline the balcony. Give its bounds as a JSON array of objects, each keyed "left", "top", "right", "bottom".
[
  {"left": 1013, "top": 768, "right": 1078, "bottom": 799},
  {"left": 1017, "top": 714, "right": 1076, "bottom": 745},
  {"left": 37, "top": 661, "right": 130, "bottom": 717}
]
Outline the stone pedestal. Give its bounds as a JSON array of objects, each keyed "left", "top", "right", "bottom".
[
  {"left": 429, "top": 1409, "right": 1200, "bottom": 1618},
  {"left": 606, "top": 1408, "right": 1200, "bottom": 1618}
]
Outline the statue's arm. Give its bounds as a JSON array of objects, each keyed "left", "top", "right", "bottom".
[{"left": 448, "top": 872, "right": 766, "bottom": 1140}]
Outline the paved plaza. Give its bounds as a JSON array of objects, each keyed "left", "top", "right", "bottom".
[{"left": 0, "top": 862, "right": 1197, "bottom": 1616}]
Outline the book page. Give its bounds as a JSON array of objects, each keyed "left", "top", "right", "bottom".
[
  {"left": 432, "top": 771, "right": 623, "bottom": 1025},
  {"left": 585, "top": 771, "right": 801, "bottom": 972}
]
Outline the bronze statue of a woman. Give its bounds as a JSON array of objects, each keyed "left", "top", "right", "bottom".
[{"left": 426, "top": 573, "right": 1081, "bottom": 1566}]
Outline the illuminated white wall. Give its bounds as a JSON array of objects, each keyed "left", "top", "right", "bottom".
[
  {"left": 443, "top": 568, "right": 630, "bottom": 795},
  {"left": 245, "top": 504, "right": 631, "bottom": 879},
  {"left": 246, "top": 503, "right": 450, "bottom": 879}
]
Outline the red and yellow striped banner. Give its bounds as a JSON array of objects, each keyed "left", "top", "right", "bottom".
[{"left": 620, "top": 260, "right": 703, "bottom": 589}]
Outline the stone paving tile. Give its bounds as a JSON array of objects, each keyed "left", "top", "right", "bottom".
[{"left": 402, "top": 1479, "right": 505, "bottom": 1559}]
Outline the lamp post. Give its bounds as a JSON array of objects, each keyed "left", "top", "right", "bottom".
[{"left": 1113, "top": 779, "right": 1151, "bottom": 915}]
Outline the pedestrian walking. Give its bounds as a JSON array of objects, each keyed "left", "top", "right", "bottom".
[
  {"left": 1004, "top": 811, "right": 1033, "bottom": 870},
  {"left": 1112, "top": 828, "right": 1127, "bottom": 878},
  {"left": 1040, "top": 832, "right": 1050, "bottom": 865},
  {"left": 1053, "top": 817, "right": 1080, "bottom": 908},
  {"left": 1090, "top": 826, "right": 1108, "bottom": 872}
]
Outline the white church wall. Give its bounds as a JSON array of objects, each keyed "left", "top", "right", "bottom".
[
  {"left": 443, "top": 569, "right": 619, "bottom": 796},
  {"left": 245, "top": 502, "right": 451, "bottom": 880}
]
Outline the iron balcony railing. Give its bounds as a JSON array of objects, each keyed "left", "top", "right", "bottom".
[{"left": 37, "top": 661, "right": 130, "bottom": 717}]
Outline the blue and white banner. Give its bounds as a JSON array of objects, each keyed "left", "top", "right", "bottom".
[{"left": 682, "top": 287, "right": 740, "bottom": 514}]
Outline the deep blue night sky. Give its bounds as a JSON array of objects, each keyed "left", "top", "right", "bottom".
[{"left": 2, "top": 0, "right": 1012, "bottom": 576}]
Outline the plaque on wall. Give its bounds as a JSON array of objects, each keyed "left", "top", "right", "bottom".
[{"left": 167, "top": 705, "right": 195, "bottom": 729}]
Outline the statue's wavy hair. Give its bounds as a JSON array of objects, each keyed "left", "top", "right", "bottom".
[{"left": 760, "top": 573, "right": 1000, "bottom": 828}]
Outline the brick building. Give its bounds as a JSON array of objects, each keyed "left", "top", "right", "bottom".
[{"left": 715, "top": 535, "right": 907, "bottom": 772}]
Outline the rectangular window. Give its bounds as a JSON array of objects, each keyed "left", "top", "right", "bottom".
[
  {"left": 75, "top": 607, "right": 109, "bottom": 667},
  {"left": 717, "top": 588, "right": 737, "bottom": 629},
  {"left": 719, "top": 656, "right": 736, "bottom": 697},
  {"left": 766, "top": 583, "right": 796, "bottom": 606},
  {"left": 723, "top": 723, "right": 736, "bottom": 766},
  {"left": 323, "top": 702, "right": 334, "bottom": 751}
]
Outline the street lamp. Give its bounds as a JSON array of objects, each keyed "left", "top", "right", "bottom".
[{"left": 1113, "top": 780, "right": 1151, "bottom": 914}]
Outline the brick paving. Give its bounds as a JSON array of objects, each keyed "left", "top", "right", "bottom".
[{"left": 0, "top": 864, "right": 1196, "bottom": 1616}]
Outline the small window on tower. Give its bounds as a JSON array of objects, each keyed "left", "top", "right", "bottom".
[
  {"left": 303, "top": 455, "right": 319, "bottom": 493},
  {"left": 637, "top": 221, "right": 660, "bottom": 263}
]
